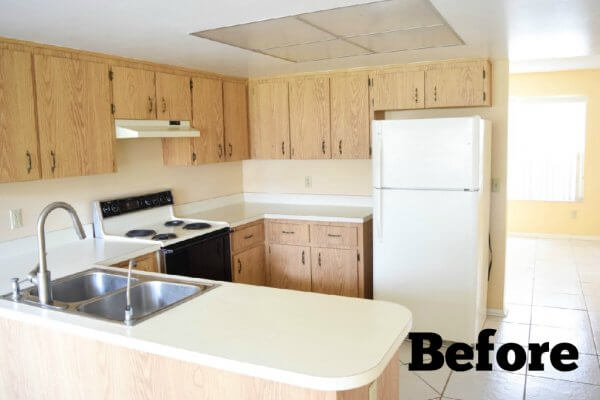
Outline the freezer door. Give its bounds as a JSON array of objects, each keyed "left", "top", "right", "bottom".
[{"left": 372, "top": 117, "right": 482, "bottom": 191}]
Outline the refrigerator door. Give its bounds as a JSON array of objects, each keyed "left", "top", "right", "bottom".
[
  {"left": 373, "top": 187, "right": 483, "bottom": 343},
  {"left": 372, "top": 117, "right": 482, "bottom": 191}
]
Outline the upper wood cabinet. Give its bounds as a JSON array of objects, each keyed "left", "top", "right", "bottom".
[
  {"left": 155, "top": 72, "right": 191, "bottom": 120},
  {"left": 371, "top": 69, "right": 425, "bottom": 111},
  {"left": 268, "top": 244, "right": 312, "bottom": 292},
  {"left": 0, "top": 49, "right": 40, "bottom": 183},
  {"left": 111, "top": 66, "right": 156, "bottom": 119},
  {"left": 425, "top": 61, "right": 491, "bottom": 108},
  {"left": 330, "top": 73, "right": 371, "bottom": 159},
  {"left": 223, "top": 81, "right": 249, "bottom": 162},
  {"left": 34, "top": 55, "right": 114, "bottom": 179},
  {"left": 191, "top": 77, "right": 224, "bottom": 164},
  {"left": 289, "top": 77, "right": 331, "bottom": 159},
  {"left": 249, "top": 80, "right": 290, "bottom": 159}
]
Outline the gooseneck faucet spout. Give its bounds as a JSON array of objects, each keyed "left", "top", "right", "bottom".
[{"left": 36, "top": 202, "right": 86, "bottom": 305}]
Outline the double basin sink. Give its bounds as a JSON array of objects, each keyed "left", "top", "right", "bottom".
[{"left": 4, "top": 268, "right": 216, "bottom": 325}]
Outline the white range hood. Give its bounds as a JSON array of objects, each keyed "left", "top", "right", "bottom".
[{"left": 115, "top": 119, "right": 200, "bottom": 139}]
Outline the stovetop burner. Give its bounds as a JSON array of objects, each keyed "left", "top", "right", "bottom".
[
  {"left": 183, "top": 222, "right": 212, "bottom": 230},
  {"left": 126, "top": 229, "right": 157, "bottom": 238},
  {"left": 152, "top": 233, "right": 177, "bottom": 241},
  {"left": 164, "top": 220, "right": 184, "bottom": 227}
]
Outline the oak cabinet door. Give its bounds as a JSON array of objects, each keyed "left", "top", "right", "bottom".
[
  {"left": 330, "top": 73, "right": 370, "bottom": 159},
  {"left": 289, "top": 77, "right": 331, "bottom": 159},
  {"left": 311, "top": 247, "right": 358, "bottom": 297},
  {"left": 268, "top": 244, "right": 311, "bottom": 291},
  {"left": 155, "top": 72, "right": 191, "bottom": 120},
  {"left": 233, "top": 245, "right": 266, "bottom": 286},
  {"left": 111, "top": 66, "right": 156, "bottom": 119},
  {"left": 0, "top": 49, "right": 40, "bottom": 183},
  {"left": 191, "top": 77, "right": 224, "bottom": 164},
  {"left": 425, "top": 61, "right": 491, "bottom": 108},
  {"left": 249, "top": 80, "right": 290, "bottom": 159},
  {"left": 223, "top": 81, "right": 249, "bottom": 162},
  {"left": 34, "top": 55, "right": 114, "bottom": 179},
  {"left": 371, "top": 70, "right": 425, "bottom": 111}
]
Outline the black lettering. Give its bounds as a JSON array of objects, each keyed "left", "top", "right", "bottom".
[
  {"left": 550, "top": 343, "right": 578, "bottom": 372},
  {"left": 528, "top": 342, "right": 550, "bottom": 371},
  {"left": 446, "top": 343, "right": 474, "bottom": 371},
  {"left": 496, "top": 343, "right": 527, "bottom": 372},
  {"left": 475, "top": 329, "right": 496, "bottom": 371},
  {"left": 408, "top": 332, "right": 444, "bottom": 371}
]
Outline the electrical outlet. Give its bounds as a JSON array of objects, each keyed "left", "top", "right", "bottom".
[
  {"left": 491, "top": 178, "right": 500, "bottom": 193},
  {"left": 305, "top": 176, "right": 312, "bottom": 188},
  {"left": 570, "top": 210, "right": 578, "bottom": 219},
  {"left": 9, "top": 209, "right": 23, "bottom": 229}
]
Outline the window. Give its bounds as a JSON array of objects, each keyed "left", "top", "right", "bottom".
[{"left": 508, "top": 96, "right": 587, "bottom": 202}]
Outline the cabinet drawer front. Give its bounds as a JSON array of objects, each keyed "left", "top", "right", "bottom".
[
  {"left": 311, "top": 225, "right": 357, "bottom": 248},
  {"left": 267, "top": 221, "right": 310, "bottom": 245},
  {"left": 232, "top": 222, "right": 264, "bottom": 253}
]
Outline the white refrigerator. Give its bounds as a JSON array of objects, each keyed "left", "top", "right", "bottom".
[{"left": 372, "top": 116, "right": 491, "bottom": 344}]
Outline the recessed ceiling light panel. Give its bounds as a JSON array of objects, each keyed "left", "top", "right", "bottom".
[
  {"left": 346, "top": 25, "right": 463, "bottom": 53},
  {"left": 263, "top": 39, "right": 371, "bottom": 62}
]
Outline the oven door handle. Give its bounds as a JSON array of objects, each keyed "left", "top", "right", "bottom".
[{"left": 160, "top": 249, "right": 175, "bottom": 255}]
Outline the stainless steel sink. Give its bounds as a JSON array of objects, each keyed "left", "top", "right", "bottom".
[
  {"left": 78, "top": 281, "right": 201, "bottom": 322},
  {"left": 29, "top": 271, "right": 137, "bottom": 303},
  {"left": 3, "top": 268, "right": 216, "bottom": 325}
]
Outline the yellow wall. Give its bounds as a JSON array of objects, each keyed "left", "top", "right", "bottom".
[{"left": 508, "top": 70, "right": 600, "bottom": 236}]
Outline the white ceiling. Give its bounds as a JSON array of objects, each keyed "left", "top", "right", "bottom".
[{"left": 1, "top": 0, "right": 600, "bottom": 77}]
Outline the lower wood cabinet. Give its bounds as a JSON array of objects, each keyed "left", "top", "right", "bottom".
[
  {"left": 268, "top": 244, "right": 311, "bottom": 292},
  {"left": 232, "top": 244, "right": 266, "bottom": 286},
  {"left": 113, "top": 252, "right": 160, "bottom": 273},
  {"left": 311, "top": 247, "right": 358, "bottom": 297}
]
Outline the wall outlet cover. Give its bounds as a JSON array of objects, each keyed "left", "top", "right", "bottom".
[
  {"left": 9, "top": 209, "right": 23, "bottom": 230},
  {"left": 304, "top": 176, "right": 312, "bottom": 188}
]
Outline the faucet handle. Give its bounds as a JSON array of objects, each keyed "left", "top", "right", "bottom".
[{"left": 11, "top": 278, "right": 22, "bottom": 301}]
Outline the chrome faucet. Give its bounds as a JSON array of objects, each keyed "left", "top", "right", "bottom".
[
  {"left": 33, "top": 202, "right": 86, "bottom": 305},
  {"left": 124, "top": 259, "right": 136, "bottom": 325}
]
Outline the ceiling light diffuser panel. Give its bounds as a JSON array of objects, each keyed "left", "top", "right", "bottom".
[{"left": 191, "top": 0, "right": 464, "bottom": 63}]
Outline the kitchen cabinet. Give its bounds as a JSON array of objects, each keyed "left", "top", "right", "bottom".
[
  {"left": 113, "top": 252, "right": 160, "bottom": 273},
  {"left": 111, "top": 66, "right": 156, "bottom": 119},
  {"left": 191, "top": 77, "right": 225, "bottom": 164},
  {"left": 425, "top": 60, "right": 491, "bottom": 108},
  {"left": 233, "top": 244, "right": 266, "bottom": 286},
  {"left": 155, "top": 72, "right": 191, "bottom": 120},
  {"left": 371, "top": 69, "right": 425, "bottom": 111},
  {"left": 249, "top": 80, "right": 290, "bottom": 159},
  {"left": 268, "top": 243, "right": 312, "bottom": 291},
  {"left": 311, "top": 247, "right": 358, "bottom": 297},
  {"left": 330, "top": 73, "right": 371, "bottom": 159},
  {"left": 289, "top": 77, "right": 331, "bottom": 159},
  {"left": 223, "top": 81, "right": 249, "bottom": 162},
  {"left": 34, "top": 55, "right": 114, "bottom": 179},
  {"left": 0, "top": 49, "right": 40, "bottom": 183}
]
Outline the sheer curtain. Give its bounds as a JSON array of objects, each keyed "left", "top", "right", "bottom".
[{"left": 508, "top": 96, "right": 587, "bottom": 202}]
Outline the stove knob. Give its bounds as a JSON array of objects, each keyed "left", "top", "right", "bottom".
[
  {"left": 152, "top": 198, "right": 159, "bottom": 206},
  {"left": 102, "top": 205, "right": 112, "bottom": 215},
  {"left": 111, "top": 205, "right": 119, "bottom": 213},
  {"left": 144, "top": 199, "right": 152, "bottom": 207}
]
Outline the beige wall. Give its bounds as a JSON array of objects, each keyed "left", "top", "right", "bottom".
[
  {"left": 244, "top": 60, "right": 509, "bottom": 311},
  {"left": 0, "top": 139, "right": 243, "bottom": 241}
]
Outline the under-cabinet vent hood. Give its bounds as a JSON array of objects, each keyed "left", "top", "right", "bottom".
[{"left": 115, "top": 119, "right": 200, "bottom": 139}]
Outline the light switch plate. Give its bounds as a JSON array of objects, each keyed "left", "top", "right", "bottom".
[
  {"left": 9, "top": 209, "right": 23, "bottom": 229},
  {"left": 305, "top": 176, "right": 312, "bottom": 188}
]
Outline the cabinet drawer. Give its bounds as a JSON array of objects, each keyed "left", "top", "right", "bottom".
[
  {"left": 114, "top": 252, "right": 159, "bottom": 273},
  {"left": 267, "top": 221, "right": 310, "bottom": 245},
  {"left": 231, "top": 222, "right": 264, "bottom": 253},
  {"left": 311, "top": 225, "right": 357, "bottom": 248}
]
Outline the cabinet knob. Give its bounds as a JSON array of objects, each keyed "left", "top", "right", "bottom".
[
  {"left": 338, "top": 140, "right": 342, "bottom": 155},
  {"left": 192, "top": 152, "right": 197, "bottom": 162},
  {"left": 414, "top": 87, "right": 419, "bottom": 103},
  {"left": 301, "top": 250, "right": 305, "bottom": 265},
  {"left": 318, "top": 252, "right": 321, "bottom": 267},
  {"left": 281, "top": 141, "right": 285, "bottom": 156},
  {"left": 26, "top": 151, "right": 32, "bottom": 174},
  {"left": 148, "top": 96, "right": 153, "bottom": 113},
  {"left": 237, "top": 259, "right": 242, "bottom": 274},
  {"left": 228, "top": 143, "right": 233, "bottom": 158},
  {"left": 50, "top": 151, "right": 56, "bottom": 173},
  {"left": 243, "top": 234, "right": 254, "bottom": 240},
  {"left": 433, "top": 86, "right": 438, "bottom": 102},
  {"left": 161, "top": 97, "right": 167, "bottom": 113},
  {"left": 322, "top": 139, "right": 326, "bottom": 154},
  {"left": 218, "top": 144, "right": 223, "bottom": 158}
]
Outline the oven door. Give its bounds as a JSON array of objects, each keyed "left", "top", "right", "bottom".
[{"left": 162, "top": 228, "right": 231, "bottom": 282}]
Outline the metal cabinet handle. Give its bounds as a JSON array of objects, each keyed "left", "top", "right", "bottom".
[
  {"left": 218, "top": 144, "right": 223, "bottom": 158},
  {"left": 318, "top": 252, "right": 321, "bottom": 267},
  {"left": 237, "top": 259, "right": 242, "bottom": 274},
  {"left": 161, "top": 97, "right": 167, "bottom": 113},
  {"left": 434, "top": 86, "right": 438, "bottom": 102},
  {"left": 338, "top": 140, "right": 342, "bottom": 155},
  {"left": 281, "top": 230, "right": 295, "bottom": 234},
  {"left": 327, "top": 234, "right": 342, "bottom": 238},
  {"left": 414, "top": 88, "right": 419, "bottom": 103},
  {"left": 192, "top": 152, "right": 197, "bottom": 162},
  {"left": 228, "top": 143, "right": 233, "bottom": 158},
  {"left": 148, "top": 96, "right": 153, "bottom": 113},
  {"left": 322, "top": 139, "right": 326, "bottom": 154},
  {"left": 243, "top": 234, "right": 254, "bottom": 240},
  {"left": 50, "top": 151, "right": 56, "bottom": 173},
  {"left": 301, "top": 250, "right": 305, "bottom": 265},
  {"left": 26, "top": 151, "right": 32, "bottom": 174},
  {"left": 281, "top": 141, "right": 285, "bottom": 156}
]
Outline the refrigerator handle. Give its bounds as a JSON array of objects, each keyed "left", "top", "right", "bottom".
[
  {"left": 374, "top": 189, "right": 383, "bottom": 242},
  {"left": 373, "top": 129, "right": 383, "bottom": 188}
]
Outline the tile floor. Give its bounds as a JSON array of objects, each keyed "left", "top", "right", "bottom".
[{"left": 397, "top": 236, "right": 600, "bottom": 399}]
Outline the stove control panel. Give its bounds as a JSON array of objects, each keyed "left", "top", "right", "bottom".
[{"left": 99, "top": 191, "right": 174, "bottom": 218}]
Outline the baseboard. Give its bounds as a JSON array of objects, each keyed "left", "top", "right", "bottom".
[
  {"left": 509, "top": 232, "right": 600, "bottom": 241},
  {"left": 487, "top": 308, "right": 506, "bottom": 317}
]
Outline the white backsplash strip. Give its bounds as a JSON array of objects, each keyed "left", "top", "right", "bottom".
[
  {"left": 173, "top": 193, "right": 244, "bottom": 217},
  {"left": 242, "top": 192, "right": 373, "bottom": 207},
  {"left": 0, "top": 224, "right": 94, "bottom": 260}
]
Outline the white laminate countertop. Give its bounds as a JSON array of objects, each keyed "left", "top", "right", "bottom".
[
  {"left": 182, "top": 201, "right": 373, "bottom": 228},
  {"left": 0, "top": 236, "right": 410, "bottom": 391}
]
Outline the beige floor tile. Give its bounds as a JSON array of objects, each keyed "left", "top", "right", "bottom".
[
  {"left": 529, "top": 325, "right": 596, "bottom": 355},
  {"left": 398, "top": 364, "right": 440, "bottom": 400},
  {"left": 525, "top": 376, "right": 600, "bottom": 400},
  {"left": 483, "top": 320, "right": 530, "bottom": 346},
  {"left": 527, "top": 353, "right": 600, "bottom": 385},
  {"left": 415, "top": 363, "right": 451, "bottom": 394},
  {"left": 486, "top": 304, "right": 531, "bottom": 325},
  {"left": 535, "top": 239, "right": 574, "bottom": 263},
  {"left": 531, "top": 306, "right": 590, "bottom": 330},
  {"left": 572, "top": 246, "right": 600, "bottom": 265},
  {"left": 585, "top": 295, "right": 600, "bottom": 312},
  {"left": 533, "top": 278, "right": 582, "bottom": 295},
  {"left": 532, "top": 291, "right": 586, "bottom": 310},
  {"left": 588, "top": 312, "right": 600, "bottom": 331},
  {"left": 444, "top": 370, "right": 525, "bottom": 400},
  {"left": 581, "top": 282, "right": 600, "bottom": 297}
]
